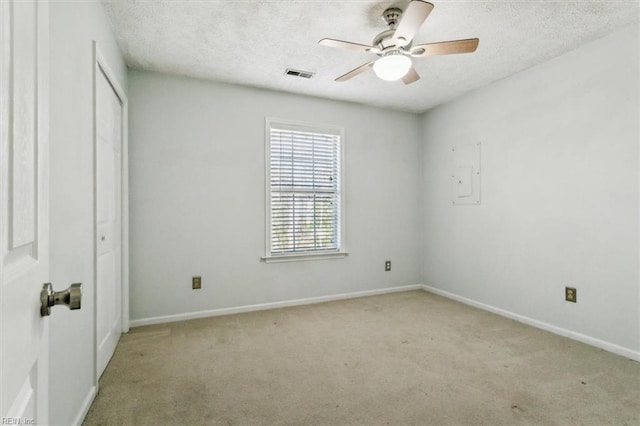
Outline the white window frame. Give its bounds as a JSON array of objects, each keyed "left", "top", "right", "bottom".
[{"left": 262, "top": 117, "right": 347, "bottom": 263}]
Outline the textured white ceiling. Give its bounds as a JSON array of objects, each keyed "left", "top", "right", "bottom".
[{"left": 102, "top": 0, "right": 639, "bottom": 113}]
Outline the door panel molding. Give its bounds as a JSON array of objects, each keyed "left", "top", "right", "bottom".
[{"left": 10, "top": 0, "right": 37, "bottom": 250}]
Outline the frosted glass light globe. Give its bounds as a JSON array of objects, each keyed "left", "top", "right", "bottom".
[{"left": 373, "top": 55, "right": 412, "bottom": 81}]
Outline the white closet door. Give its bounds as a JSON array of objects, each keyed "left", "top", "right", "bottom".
[{"left": 95, "top": 65, "right": 123, "bottom": 378}]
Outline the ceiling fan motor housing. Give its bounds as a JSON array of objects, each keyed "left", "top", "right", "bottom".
[
  {"left": 373, "top": 29, "right": 397, "bottom": 50},
  {"left": 374, "top": 8, "right": 412, "bottom": 52}
]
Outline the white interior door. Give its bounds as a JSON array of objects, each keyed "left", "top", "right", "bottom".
[
  {"left": 95, "top": 61, "right": 124, "bottom": 378},
  {"left": 1, "top": 0, "right": 50, "bottom": 423}
]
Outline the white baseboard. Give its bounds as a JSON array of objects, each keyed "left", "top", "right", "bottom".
[
  {"left": 130, "top": 284, "right": 423, "bottom": 328},
  {"left": 72, "top": 385, "right": 97, "bottom": 426},
  {"left": 421, "top": 284, "right": 640, "bottom": 362},
  {"left": 129, "top": 283, "right": 639, "bottom": 362}
]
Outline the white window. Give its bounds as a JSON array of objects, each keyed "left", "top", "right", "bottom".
[{"left": 264, "top": 118, "right": 346, "bottom": 262}]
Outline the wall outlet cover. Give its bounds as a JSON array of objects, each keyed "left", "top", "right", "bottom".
[
  {"left": 565, "top": 286, "right": 576, "bottom": 303},
  {"left": 192, "top": 276, "right": 202, "bottom": 290}
]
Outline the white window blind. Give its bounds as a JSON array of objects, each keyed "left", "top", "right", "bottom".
[{"left": 268, "top": 122, "right": 342, "bottom": 256}]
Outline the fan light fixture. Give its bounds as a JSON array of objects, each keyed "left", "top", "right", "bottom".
[{"left": 373, "top": 54, "right": 412, "bottom": 81}]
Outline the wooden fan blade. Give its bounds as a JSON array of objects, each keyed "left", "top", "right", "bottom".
[
  {"left": 402, "top": 66, "right": 420, "bottom": 85},
  {"left": 411, "top": 38, "right": 479, "bottom": 57},
  {"left": 335, "top": 61, "right": 375, "bottom": 82},
  {"left": 393, "top": 1, "right": 434, "bottom": 46},
  {"left": 319, "top": 38, "right": 374, "bottom": 52}
]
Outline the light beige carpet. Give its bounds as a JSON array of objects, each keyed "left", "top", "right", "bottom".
[{"left": 84, "top": 290, "right": 639, "bottom": 425}]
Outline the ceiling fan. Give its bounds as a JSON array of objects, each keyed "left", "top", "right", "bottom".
[{"left": 319, "top": 1, "right": 479, "bottom": 84}]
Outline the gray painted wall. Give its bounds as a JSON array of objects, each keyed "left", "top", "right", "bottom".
[
  {"left": 420, "top": 25, "right": 639, "bottom": 354},
  {"left": 49, "top": 1, "right": 127, "bottom": 424},
  {"left": 127, "top": 70, "right": 423, "bottom": 321}
]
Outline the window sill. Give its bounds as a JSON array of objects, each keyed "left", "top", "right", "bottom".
[{"left": 261, "top": 251, "right": 348, "bottom": 264}]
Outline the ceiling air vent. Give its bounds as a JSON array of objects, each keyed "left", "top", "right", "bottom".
[{"left": 285, "top": 68, "right": 315, "bottom": 79}]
